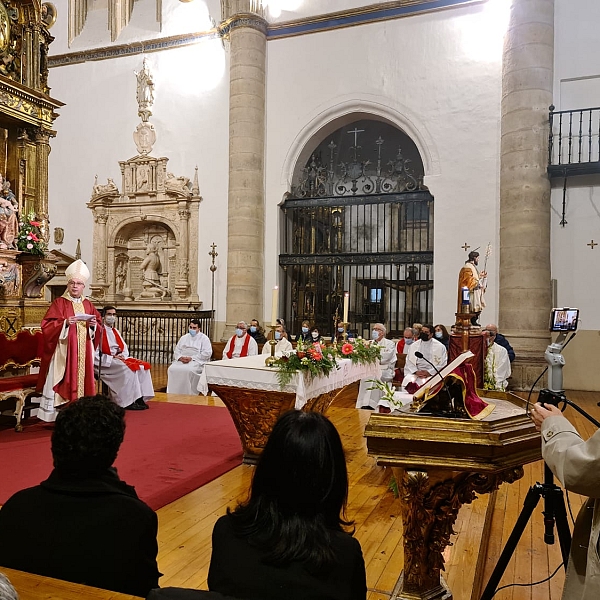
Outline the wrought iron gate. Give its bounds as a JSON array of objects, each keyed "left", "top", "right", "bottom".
[{"left": 279, "top": 122, "right": 434, "bottom": 339}]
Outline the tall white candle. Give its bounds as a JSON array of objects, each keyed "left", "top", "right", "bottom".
[
  {"left": 271, "top": 286, "right": 279, "bottom": 326},
  {"left": 343, "top": 292, "right": 349, "bottom": 323}
]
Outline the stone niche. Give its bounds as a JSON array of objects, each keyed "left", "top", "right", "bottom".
[{"left": 87, "top": 154, "right": 202, "bottom": 309}]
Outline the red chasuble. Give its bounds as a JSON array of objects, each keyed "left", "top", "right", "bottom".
[{"left": 36, "top": 297, "right": 103, "bottom": 402}]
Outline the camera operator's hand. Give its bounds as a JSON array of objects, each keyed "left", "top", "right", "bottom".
[{"left": 530, "top": 402, "right": 563, "bottom": 431}]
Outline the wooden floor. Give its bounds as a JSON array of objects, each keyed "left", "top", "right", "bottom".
[{"left": 150, "top": 387, "right": 600, "bottom": 600}]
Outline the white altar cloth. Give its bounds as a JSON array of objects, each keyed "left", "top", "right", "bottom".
[{"left": 203, "top": 354, "right": 381, "bottom": 410}]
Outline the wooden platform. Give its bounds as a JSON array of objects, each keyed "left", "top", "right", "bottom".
[{"left": 2, "top": 388, "right": 598, "bottom": 600}]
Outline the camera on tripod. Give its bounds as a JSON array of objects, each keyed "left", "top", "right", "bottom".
[{"left": 538, "top": 389, "right": 567, "bottom": 410}]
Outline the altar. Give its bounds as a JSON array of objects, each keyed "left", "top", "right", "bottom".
[{"left": 204, "top": 355, "right": 381, "bottom": 463}]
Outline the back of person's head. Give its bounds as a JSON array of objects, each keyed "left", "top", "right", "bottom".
[
  {"left": 229, "top": 411, "right": 351, "bottom": 571},
  {"left": 52, "top": 395, "right": 126, "bottom": 475},
  {"left": 0, "top": 572, "right": 18, "bottom": 600}
]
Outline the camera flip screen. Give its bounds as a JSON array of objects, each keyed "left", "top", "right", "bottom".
[{"left": 550, "top": 308, "right": 579, "bottom": 332}]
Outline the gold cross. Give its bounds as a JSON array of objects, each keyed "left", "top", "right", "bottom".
[
  {"left": 588, "top": 240, "right": 598, "bottom": 249},
  {"left": 461, "top": 243, "right": 470, "bottom": 252}
]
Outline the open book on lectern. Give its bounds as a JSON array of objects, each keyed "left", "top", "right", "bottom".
[{"left": 412, "top": 350, "right": 474, "bottom": 401}]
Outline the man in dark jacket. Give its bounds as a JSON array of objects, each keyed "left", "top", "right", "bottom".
[
  {"left": 0, "top": 395, "right": 161, "bottom": 597},
  {"left": 484, "top": 323, "right": 515, "bottom": 362}
]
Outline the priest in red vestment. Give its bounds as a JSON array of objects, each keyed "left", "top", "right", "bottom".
[{"left": 36, "top": 259, "right": 102, "bottom": 422}]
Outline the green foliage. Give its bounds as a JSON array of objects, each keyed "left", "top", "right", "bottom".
[{"left": 17, "top": 214, "right": 47, "bottom": 256}]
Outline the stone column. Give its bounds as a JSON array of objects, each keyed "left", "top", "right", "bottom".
[
  {"left": 499, "top": 0, "right": 554, "bottom": 389},
  {"left": 221, "top": 3, "right": 267, "bottom": 338},
  {"left": 176, "top": 202, "right": 191, "bottom": 299}
]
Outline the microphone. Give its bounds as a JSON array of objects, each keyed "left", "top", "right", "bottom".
[{"left": 414, "top": 351, "right": 455, "bottom": 415}]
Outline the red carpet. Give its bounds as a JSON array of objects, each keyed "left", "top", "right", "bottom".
[{"left": 0, "top": 402, "right": 243, "bottom": 510}]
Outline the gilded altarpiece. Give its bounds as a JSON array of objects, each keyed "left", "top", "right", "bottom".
[{"left": 0, "top": 0, "right": 63, "bottom": 335}]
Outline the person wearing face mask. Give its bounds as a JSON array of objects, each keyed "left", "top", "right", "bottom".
[
  {"left": 262, "top": 325, "right": 293, "bottom": 357},
  {"left": 402, "top": 324, "right": 447, "bottom": 389},
  {"left": 434, "top": 324, "right": 450, "bottom": 350},
  {"left": 167, "top": 319, "right": 213, "bottom": 394},
  {"left": 482, "top": 328, "right": 511, "bottom": 391},
  {"left": 222, "top": 321, "right": 259, "bottom": 361},
  {"left": 355, "top": 323, "right": 397, "bottom": 410},
  {"left": 310, "top": 327, "right": 322, "bottom": 344},
  {"left": 396, "top": 327, "right": 417, "bottom": 355},
  {"left": 248, "top": 319, "right": 267, "bottom": 345},
  {"left": 95, "top": 306, "right": 154, "bottom": 410},
  {"left": 298, "top": 320, "right": 312, "bottom": 343}
]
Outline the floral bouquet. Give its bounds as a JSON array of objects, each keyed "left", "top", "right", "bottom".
[
  {"left": 336, "top": 336, "right": 381, "bottom": 365},
  {"left": 273, "top": 338, "right": 338, "bottom": 388},
  {"left": 16, "top": 214, "right": 47, "bottom": 256}
]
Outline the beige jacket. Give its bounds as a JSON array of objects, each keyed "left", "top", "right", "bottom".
[{"left": 542, "top": 415, "right": 600, "bottom": 599}]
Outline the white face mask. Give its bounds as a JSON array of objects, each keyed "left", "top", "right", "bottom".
[
  {"left": 105, "top": 315, "right": 116, "bottom": 326},
  {"left": 404, "top": 338, "right": 414, "bottom": 346},
  {"left": 311, "top": 332, "right": 319, "bottom": 339}
]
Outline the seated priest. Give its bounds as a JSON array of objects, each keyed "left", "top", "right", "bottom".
[
  {"left": 95, "top": 306, "right": 154, "bottom": 411},
  {"left": 222, "top": 321, "right": 258, "bottom": 360},
  {"left": 402, "top": 324, "right": 448, "bottom": 389},
  {"left": 167, "top": 319, "right": 213, "bottom": 395},
  {"left": 261, "top": 324, "right": 293, "bottom": 357},
  {"left": 483, "top": 328, "right": 511, "bottom": 391},
  {"left": 355, "top": 323, "right": 397, "bottom": 410}
]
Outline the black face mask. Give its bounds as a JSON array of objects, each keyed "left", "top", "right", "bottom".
[{"left": 419, "top": 332, "right": 430, "bottom": 342}]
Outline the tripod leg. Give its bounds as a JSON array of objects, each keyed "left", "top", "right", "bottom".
[
  {"left": 480, "top": 483, "right": 544, "bottom": 600},
  {"left": 547, "top": 486, "right": 572, "bottom": 567}
]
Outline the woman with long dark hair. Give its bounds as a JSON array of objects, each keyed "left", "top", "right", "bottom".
[{"left": 208, "top": 410, "right": 366, "bottom": 600}]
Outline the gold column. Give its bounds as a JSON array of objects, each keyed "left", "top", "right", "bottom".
[{"left": 34, "top": 129, "right": 52, "bottom": 242}]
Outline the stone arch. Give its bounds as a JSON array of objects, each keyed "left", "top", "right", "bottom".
[{"left": 281, "top": 96, "right": 440, "bottom": 189}]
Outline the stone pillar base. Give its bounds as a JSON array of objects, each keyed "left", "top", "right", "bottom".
[{"left": 509, "top": 356, "right": 547, "bottom": 392}]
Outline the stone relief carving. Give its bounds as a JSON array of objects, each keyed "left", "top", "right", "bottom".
[{"left": 134, "top": 58, "right": 154, "bottom": 123}]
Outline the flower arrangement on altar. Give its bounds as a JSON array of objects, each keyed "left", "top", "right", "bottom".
[
  {"left": 16, "top": 213, "right": 47, "bottom": 256},
  {"left": 272, "top": 336, "right": 381, "bottom": 388}
]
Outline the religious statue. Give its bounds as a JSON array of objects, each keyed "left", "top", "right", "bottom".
[
  {"left": 165, "top": 172, "right": 191, "bottom": 194},
  {"left": 457, "top": 250, "right": 487, "bottom": 326},
  {"left": 139, "top": 242, "right": 165, "bottom": 298},
  {"left": 115, "top": 261, "right": 127, "bottom": 293},
  {"left": 92, "top": 175, "right": 119, "bottom": 198},
  {"left": 0, "top": 174, "right": 18, "bottom": 249},
  {"left": 134, "top": 58, "right": 155, "bottom": 123},
  {"left": 0, "top": 260, "right": 18, "bottom": 296}
]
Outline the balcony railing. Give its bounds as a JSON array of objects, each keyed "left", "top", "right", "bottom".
[{"left": 548, "top": 104, "right": 600, "bottom": 177}]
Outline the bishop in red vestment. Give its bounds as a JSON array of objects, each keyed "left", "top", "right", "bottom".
[{"left": 36, "top": 260, "right": 102, "bottom": 422}]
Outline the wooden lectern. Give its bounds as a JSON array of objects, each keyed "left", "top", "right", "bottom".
[{"left": 365, "top": 390, "right": 540, "bottom": 600}]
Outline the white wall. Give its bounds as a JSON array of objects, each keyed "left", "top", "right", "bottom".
[
  {"left": 265, "top": 2, "right": 505, "bottom": 329},
  {"left": 551, "top": 0, "right": 600, "bottom": 390}
]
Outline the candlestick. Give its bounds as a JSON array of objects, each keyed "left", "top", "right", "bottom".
[
  {"left": 343, "top": 292, "right": 349, "bottom": 323},
  {"left": 265, "top": 324, "right": 278, "bottom": 366},
  {"left": 271, "top": 286, "right": 279, "bottom": 326}
]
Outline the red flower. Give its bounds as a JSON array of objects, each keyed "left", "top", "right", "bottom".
[
  {"left": 29, "top": 221, "right": 41, "bottom": 227},
  {"left": 341, "top": 343, "right": 354, "bottom": 355},
  {"left": 30, "top": 233, "right": 39, "bottom": 242},
  {"left": 313, "top": 353, "right": 322, "bottom": 361},
  {"left": 297, "top": 351, "right": 306, "bottom": 359}
]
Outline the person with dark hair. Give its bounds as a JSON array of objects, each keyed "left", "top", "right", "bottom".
[
  {"left": 248, "top": 319, "right": 267, "bottom": 345},
  {"left": 208, "top": 410, "right": 366, "bottom": 600},
  {"left": 95, "top": 305, "right": 154, "bottom": 410},
  {"left": 167, "top": 319, "right": 212, "bottom": 394},
  {"left": 434, "top": 323, "right": 450, "bottom": 349},
  {"left": 0, "top": 396, "right": 161, "bottom": 597},
  {"left": 309, "top": 326, "right": 322, "bottom": 344}
]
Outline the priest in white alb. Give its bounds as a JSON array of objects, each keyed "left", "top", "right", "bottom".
[
  {"left": 95, "top": 306, "right": 154, "bottom": 410},
  {"left": 167, "top": 319, "right": 213, "bottom": 395},
  {"left": 261, "top": 324, "right": 293, "bottom": 357},
  {"left": 483, "top": 328, "right": 511, "bottom": 391},
  {"left": 402, "top": 324, "right": 448, "bottom": 389}
]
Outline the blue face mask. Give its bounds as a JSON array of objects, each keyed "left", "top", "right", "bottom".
[
  {"left": 302, "top": 327, "right": 309, "bottom": 333},
  {"left": 236, "top": 328, "right": 244, "bottom": 337},
  {"left": 189, "top": 329, "right": 197, "bottom": 337},
  {"left": 275, "top": 331, "right": 281, "bottom": 340},
  {"left": 435, "top": 331, "right": 443, "bottom": 339},
  {"left": 404, "top": 338, "right": 414, "bottom": 346},
  {"left": 338, "top": 327, "right": 344, "bottom": 333},
  {"left": 371, "top": 329, "right": 379, "bottom": 340},
  {"left": 250, "top": 326, "right": 257, "bottom": 333}
]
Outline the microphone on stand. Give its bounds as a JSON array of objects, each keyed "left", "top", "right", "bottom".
[{"left": 414, "top": 351, "right": 455, "bottom": 415}]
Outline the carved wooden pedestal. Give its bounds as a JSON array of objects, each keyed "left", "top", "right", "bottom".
[
  {"left": 208, "top": 384, "right": 348, "bottom": 464},
  {"left": 365, "top": 391, "right": 541, "bottom": 600}
]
